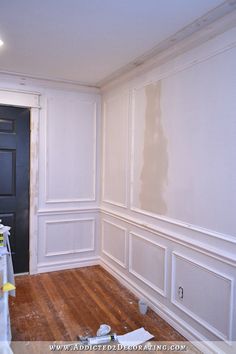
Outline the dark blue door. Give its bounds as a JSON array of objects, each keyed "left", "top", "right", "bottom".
[{"left": 0, "top": 105, "right": 30, "bottom": 273}]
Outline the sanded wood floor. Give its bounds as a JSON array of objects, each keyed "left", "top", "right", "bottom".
[{"left": 10, "top": 265, "right": 186, "bottom": 341}]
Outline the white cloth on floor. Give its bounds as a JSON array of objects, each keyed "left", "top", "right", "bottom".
[{"left": 117, "top": 327, "right": 154, "bottom": 346}]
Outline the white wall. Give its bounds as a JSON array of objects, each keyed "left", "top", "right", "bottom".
[
  {"left": 101, "top": 26, "right": 236, "bottom": 351},
  {"left": 37, "top": 87, "right": 101, "bottom": 272},
  {"left": 0, "top": 78, "right": 101, "bottom": 273}
]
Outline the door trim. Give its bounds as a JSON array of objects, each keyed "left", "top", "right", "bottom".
[{"left": 0, "top": 88, "right": 40, "bottom": 274}]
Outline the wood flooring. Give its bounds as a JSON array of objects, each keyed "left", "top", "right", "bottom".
[{"left": 9, "top": 265, "right": 186, "bottom": 342}]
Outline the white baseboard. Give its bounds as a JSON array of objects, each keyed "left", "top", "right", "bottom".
[
  {"left": 37, "top": 256, "right": 100, "bottom": 273},
  {"left": 14, "top": 272, "right": 29, "bottom": 277},
  {"left": 100, "top": 257, "right": 225, "bottom": 354}
]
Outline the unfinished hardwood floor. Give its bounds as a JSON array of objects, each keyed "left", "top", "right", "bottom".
[{"left": 10, "top": 265, "right": 186, "bottom": 342}]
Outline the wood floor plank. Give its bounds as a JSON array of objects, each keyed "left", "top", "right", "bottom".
[
  {"left": 9, "top": 265, "right": 186, "bottom": 342},
  {"left": 81, "top": 267, "right": 140, "bottom": 332},
  {"left": 46, "top": 271, "right": 90, "bottom": 340}
]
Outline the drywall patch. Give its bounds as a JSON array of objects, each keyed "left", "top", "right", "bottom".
[{"left": 139, "top": 82, "right": 168, "bottom": 215}]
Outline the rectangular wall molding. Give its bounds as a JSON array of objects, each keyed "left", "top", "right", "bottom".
[
  {"left": 171, "top": 252, "right": 234, "bottom": 342},
  {"left": 100, "top": 210, "right": 236, "bottom": 345},
  {"left": 129, "top": 232, "right": 167, "bottom": 297},
  {"left": 102, "top": 219, "right": 127, "bottom": 268},
  {"left": 102, "top": 91, "right": 129, "bottom": 208},
  {"left": 45, "top": 99, "right": 98, "bottom": 204},
  {"left": 44, "top": 218, "right": 95, "bottom": 257}
]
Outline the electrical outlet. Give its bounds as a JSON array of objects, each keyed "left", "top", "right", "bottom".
[{"left": 178, "top": 286, "right": 184, "bottom": 300}]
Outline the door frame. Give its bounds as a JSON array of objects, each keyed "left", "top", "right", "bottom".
[{"left": 0, "top": 88, "right": 40, "bottom": 274}]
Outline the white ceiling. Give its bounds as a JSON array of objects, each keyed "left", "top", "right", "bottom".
[{"left": 0, "top": 0, "right": 225, "bottom": 86}]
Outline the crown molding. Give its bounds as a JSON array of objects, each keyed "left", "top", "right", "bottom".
[
  {"left": 0, "top": 70, "right": 100, "bottom": 94},
  {"left": 100, "top": 4, "right": 236, "bottom": 91},
  {"left": 0, "top": 2, "right": 235, "bottom": 94}
]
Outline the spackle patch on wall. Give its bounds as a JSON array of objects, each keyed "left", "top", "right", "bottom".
[{"left": 139, "top": 82, "right": 168, "bottom": 215}]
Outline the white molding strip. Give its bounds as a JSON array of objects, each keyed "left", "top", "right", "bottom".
[
  {"left": 0, "top": 71, "right": 100, "bottom": 93},
  {"left": 45, "top": 248, "right": 95, "bottom": 257},
  {"left": 29, "top": 107, "right": 40, "bottom": 274},
  {"left": 102, "top": 219, "right": 127, "bottom": 269},
  {"left": 171, "top": 252, "right": 234, "bottom": 342},
  {"left": 0, "top": 88, "right": 40, "bottom": 108},
  {"left": 46, "top": 198, "right": 97, "bottom": 204},
  {"left": 37, "top": 256, "right": 99, "bottom": 273},
  {"left": 129, "top": 232, "right": 167, "bottom": 297},
  {"left": 130, "top": 204, "right": 236, "bottom": 245},
  {"left": 45, "top": 100, "right": 97, "bottom": 204},
  {"left": 37, "top": 207, "right": 99, "bottom": 216},
  {"left": 100, "top": 208, "right": 236, "bottom": 266},
  {"left": 102, "top": 199, "right": 128, "bottom": 209}
]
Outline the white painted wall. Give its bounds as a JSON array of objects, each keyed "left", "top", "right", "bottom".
[
  {"left": 37, "top": 87, "right": 101, "bottom": 272},
  {"left": 0, "top": 78, "right": 101, "bottom": 273},
  {"left": 101, "top": 26, "right": 236, "bottom": 352}
]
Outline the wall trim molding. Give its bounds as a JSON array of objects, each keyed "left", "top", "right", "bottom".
[
  {"left": 129, "top": 205, "right": 236, "bottom": 245},
  {"left": 100, "top": 258, "right": 224, "bottom": 354},
  {"left": 46, "top": 198, "right": 97, "bottom": 204},
  {"left": 45, "top": 248, "right": 95, "bottom": 257},
  {"left": 117, "top": 39, "right": 236, "bottom": 101},
  {"left": 44, "top": 218, "right": 95, "bottom": 257},
  {"left": 38, "top": 207, "right": 99, "bottom": 216},
  {"left": 100, "top": 208, "right": 236, "bottom": 266},
  {"left": 37, "top": 256, "right": 100, "bottom": 273},
  {"left": 0, "top": 71, "right": 100, "bottom": 93},
  {"left": 0, "top": 5, "right": 236, "bottom": 94},
  {"left": 171, "top": 252, "right": 234, "bottom": 342},
  {"left": 102, "top": 219, "right": 128, "bottom": 269},
  {"left": 129, "top": 231, "right": 167, "bottom": 297},
  {"left": 0, "top": 88, "right": 41, "bottom": 107},
  {"left": 45, "top": 100, "right": 97, "bottom": 204},
  {"left": 102, "top": 92, "right": 129, "bottom": 209},
  {"left": 101, "top": 8, "right": 236, "bottom": 91},
  {"left": 102, "top": 199, "right": 128, "bottom": 209}
]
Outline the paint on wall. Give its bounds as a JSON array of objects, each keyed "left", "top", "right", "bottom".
[{"left": 139, "top": 81, "right": 168, "bottom": 215}]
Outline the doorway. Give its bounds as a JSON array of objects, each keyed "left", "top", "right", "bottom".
[{"left": 0, "top": 105, "right": 30, "bottom": 273}]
